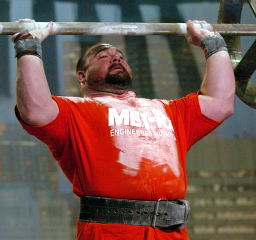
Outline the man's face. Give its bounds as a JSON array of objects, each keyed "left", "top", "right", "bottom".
[{"left": 84, "top": 47, "right": 133, "bottom": 93}]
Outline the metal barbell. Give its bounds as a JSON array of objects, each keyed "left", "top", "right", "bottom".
[
  {"left": 1, "top": 19, "right": 255, "bottom": 108},
  {"left": 0, "top": 22, "right": 255, "bottom": 36}
]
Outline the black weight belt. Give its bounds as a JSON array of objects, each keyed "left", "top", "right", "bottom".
[{"left": 79, "top": 196, "right": 190, "bottom": 229}]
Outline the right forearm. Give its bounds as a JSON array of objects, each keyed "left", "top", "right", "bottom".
[
  {"left": 13, "top": 19, "right": 58, "bottom": 125},
  {"left": 16, "top": 55, "right": 58, "bottom": 125}
]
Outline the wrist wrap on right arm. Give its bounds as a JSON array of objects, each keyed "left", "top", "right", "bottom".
[
  {"left": 14, "top": 32, "right": 42, "bottom": 59},
  {"left": 201, "top": 32, "right": 228, "bottom": 59}
]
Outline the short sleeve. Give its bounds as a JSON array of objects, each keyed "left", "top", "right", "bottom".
[
  {"left": 15, "top": 96, "right": 70, "bottom": 158},
  {"left": 166, "top": 93, "right": 222, "bottom": 151}
]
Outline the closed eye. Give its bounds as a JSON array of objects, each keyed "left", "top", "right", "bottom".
[{"left": 99, "top": 55, "right": 108, "bottom": 59}]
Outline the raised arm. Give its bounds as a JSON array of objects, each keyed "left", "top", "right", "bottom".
[
  {"left": 14, "top": 20, "right": 58, "bottom": 125},
  {"left": 186, "top": 20, "right": 235, "bottom": 122}
]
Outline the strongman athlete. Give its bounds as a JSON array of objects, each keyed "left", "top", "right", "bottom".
[{"left": 13, "top": 19, "right": 235, "bottom": 240}]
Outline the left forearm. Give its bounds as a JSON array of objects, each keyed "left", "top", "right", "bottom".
[
  {"left": 199, "top": 50, "right": 235, "bottom": 121},
  {"left": 186, "top": 20, "right": 235, "bottom": 121},
  {"left": 200, "top": 50, "right": 235, "bottom": 103}
]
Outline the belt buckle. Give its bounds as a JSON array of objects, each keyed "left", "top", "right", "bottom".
[
  {"left": 152, "top": 198, "right": 168, "bottom": 228},
  {"left": 178, "top": 199, "right": 190, "bottom": 226}
]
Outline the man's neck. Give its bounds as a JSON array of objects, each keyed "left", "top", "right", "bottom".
[{"left": 83, "top": 85, "right": 131, "bottom": 96}]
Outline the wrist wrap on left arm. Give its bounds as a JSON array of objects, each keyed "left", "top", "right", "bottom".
[
  {"left": 201, "top": 32, "right": 228, "bottom": 59},
  {"left": 14, "top": 32, "right": 42, "bottom": 59}
]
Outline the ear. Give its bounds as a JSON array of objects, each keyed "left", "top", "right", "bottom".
[{"left": 76, "top": 70, "right": 87, "bottom": 85}]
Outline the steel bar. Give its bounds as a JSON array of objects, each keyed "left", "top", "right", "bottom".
[
  {"left": 248, "top": 0, "right": 256, "bottom": 16},
  {"left": 235, "top": 40, "right": 256, "bottom": 81},
  {"left": 235, "top": 40, "right": 256, "bottom": 107},
  {"left": 218, "top": 0, "right": 256, "bottom": 109},
  {"left": 0, "top": 22, "right": 255, "bottom": 36}
]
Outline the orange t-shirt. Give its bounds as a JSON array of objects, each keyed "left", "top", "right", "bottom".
[{"left": 16, "top": 91, "right": 221, "bottom": 240}]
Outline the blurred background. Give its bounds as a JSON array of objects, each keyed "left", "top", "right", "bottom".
[{"left": 0, "top": 0, "right": 255, "bottom": 239}]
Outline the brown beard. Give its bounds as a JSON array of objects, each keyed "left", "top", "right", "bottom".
[
  {"left": 105, "top": 71, "right": 132, "bottom": 87},
  {"left": 105, "top": 64, "right": 132, "bottom": 87},
  {"left": 86, "top": 63, "right": 132, "bottom": 93}
]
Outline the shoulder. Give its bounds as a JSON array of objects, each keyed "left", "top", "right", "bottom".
[
  {"left": 52, "top": 96, "right": 109, "bottom": 116},
  {"left": 167, "top": 93, "right": 199, "bottom": 107},
  {"left": 53, "top": 96, "right": 92, "bottom": 103},
  {"left": 52, "top": 96, "right": 101, "bottom": 106}
]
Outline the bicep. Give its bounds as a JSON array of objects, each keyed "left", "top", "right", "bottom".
[
  {"left": 198, "top": 94, "right": 231, "bottom": 122},
  {"left": 18, "top": 99, "right": 59, "bottom": 126},
  {"left": 15, "top": 99, "right": 68, "bottom": 156}
]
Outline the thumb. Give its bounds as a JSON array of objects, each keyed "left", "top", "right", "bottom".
[
  {"left": 40, "top": 22, "right": 54, "bottom": 41},
  {"left": 30, "top": 22, "right": 54, "bottom": 42},
  {"left": 46, "top": 22, "right": 54, "bottom": 35}
]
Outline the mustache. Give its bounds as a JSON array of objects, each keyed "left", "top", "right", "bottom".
[{"left": 109, "top": 63, "right": 126, "bottom": 72}]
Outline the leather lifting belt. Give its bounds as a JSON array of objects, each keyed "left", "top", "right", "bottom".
[{"left": 79, "top": 196, "right": 190, "bottom": 229}]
